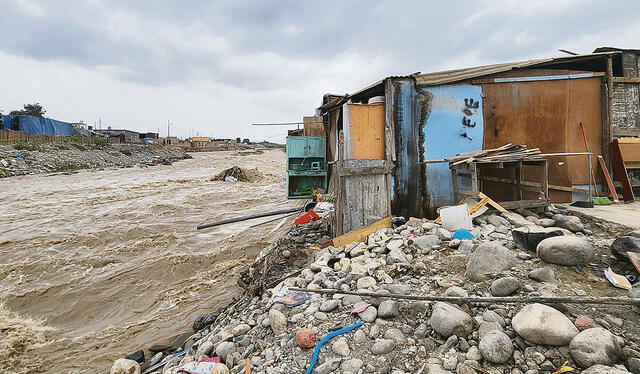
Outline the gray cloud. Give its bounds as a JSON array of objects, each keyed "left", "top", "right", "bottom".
[{"left": 0, "top": 0, "right": 639, "bottom": 141}]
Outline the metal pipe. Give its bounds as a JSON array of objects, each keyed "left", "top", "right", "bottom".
[
  {"left": 288, "top": 287, "right": 640, "bottom": 306},
  {"left": 197, "top": 208, "right": 302, "bottom": 230}
]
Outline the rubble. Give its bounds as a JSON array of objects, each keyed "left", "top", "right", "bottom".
[{"left": 115, "top": 206, "right": 640, "bottom": 374}]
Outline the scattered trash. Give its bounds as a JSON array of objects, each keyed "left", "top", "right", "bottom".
[
  {"left": 588, "top": 196, "right": 613, "bottom": 205},
  {"left": 142, "top": 347, "right": 190, "bottom": 374},
  {"left": 178, "top": 357, "right": 228, "bottom": 374},
  {"left": 304, "top": 321, "right": 364, "bottom": 374},
  {"left": 274, "top": 291, "right": 310, "bottom": 308},
  {"left": 351, "top": 303, "right": 371, "bottom": 314},
  {"left": 294, "top": 209, "right": 319, "bottom": 225},
  {"left": 223, "top": 175, "right": 238, "bottom": 182},
  {"left": 604, "top": 267, "right": 632, "bottom": 290},
  {"left": 570, "top": 201, "right": 594, "bottom": 208},
  {"left": 14, "top": 152, "right": 25, "bottom": 158},
  {"left": 551, "top": 361, "right": 574, "bottom": 374},
  {"left": 452, "top": 229, "right": 474, "bottom": 240},
  {"left": 440, "top": 204, "right": 473, "bottom": 231}
]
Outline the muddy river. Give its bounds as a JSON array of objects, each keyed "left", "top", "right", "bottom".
[{"left": 0, "top": 149, "right": 290, "bottom": 373}]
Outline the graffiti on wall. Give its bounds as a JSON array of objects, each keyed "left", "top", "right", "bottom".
[{"left": 417, "top": 84, "right": 484, "bottom": 208}]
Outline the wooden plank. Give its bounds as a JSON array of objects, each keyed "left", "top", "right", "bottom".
[
  {"left": 303, "top": 116, "right": 325, "bottom": 137},
  {"left": 347, "top": 104, "right": 385, "bottom": 160},
  {"left": 478, "top": 192, "right": 506, "bottom": 212},
  {"left": 338, "top": 165, "right": 393, "bottom": 177},
  {"left": 613, "top": 77, "right": 640, "bottom": 83},
  {"left": 619, "top": 143, "right": 640, "bottom": 162},
  {"left": 610, "top": 139, "right": 636, "bottom": 202},
  {"left": 327, "top": 216, "right": 392, "bottom": 248},
  {"left": 597, "top": 155, "right": 620, "bottom": 203},
  {"left": 498, "top": 200, "right": 549, "bottom": 209},
  {"left": 627, "top": 252, "right": 640, "bottom": 274}
]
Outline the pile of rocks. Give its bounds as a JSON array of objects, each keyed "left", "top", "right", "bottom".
[
  {"left": 0, "top": 143, "right": 190, "bottom": 177},
  {"left": 112, "top": 208, "right": 640, "bottom": 374}
]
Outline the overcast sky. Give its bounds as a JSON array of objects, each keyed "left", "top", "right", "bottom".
[{"left": 1, "top": 1, "right": 638, "bottom": 142}]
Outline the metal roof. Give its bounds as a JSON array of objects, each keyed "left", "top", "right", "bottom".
[{"left": 414, "top": 52, "right": 616, "bottom": 86}]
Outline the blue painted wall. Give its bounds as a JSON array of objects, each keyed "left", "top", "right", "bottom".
[{"left": 418, "top": 84, "right": 484, "bottom": 207}]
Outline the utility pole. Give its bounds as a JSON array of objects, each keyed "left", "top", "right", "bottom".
[{"left": 167, "top": 120, "right": 175, "bottom": 138}]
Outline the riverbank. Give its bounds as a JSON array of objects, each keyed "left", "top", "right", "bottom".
[
  {"left": 0, "top": 150, "right": 290, "bottom": 373},
  {"left": 114, "top": 207, "right": 640, "bottom": 374},
  {"left": 0, "top": 142, "right": 191, "bottom": 177}
]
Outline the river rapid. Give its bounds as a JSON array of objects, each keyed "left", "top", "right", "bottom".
[{"left": 0, "top": 149, "right": 290, "bottom": 373}]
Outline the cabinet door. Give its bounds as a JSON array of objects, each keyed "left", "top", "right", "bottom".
[
  {"left": 306, "top": 137, "right": 326, "bottom": 158},
  {"left": 286, "top": 137, "right": 308, "bottom": 158}
]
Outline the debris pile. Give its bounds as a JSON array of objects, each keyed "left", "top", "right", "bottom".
[
  {"left": 112, "top": 206, "right": 640, "bottom": 374},
  {"left": 0, "top": 143, "right": 190, "bottom": 177},
  {"left": 446, "top": 144, "right": 542, "bottom": 165},
  {"left": 211, "top": 166, "right": 274, "bottom": 183}
]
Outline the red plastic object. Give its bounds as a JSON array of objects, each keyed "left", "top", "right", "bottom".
[{"left": 294, "top": 209, "right": 319, "bottom": 225}]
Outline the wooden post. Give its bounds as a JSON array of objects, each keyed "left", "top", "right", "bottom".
[
  {"left": 541, "top": 159, "right": 549, "bottom": 201},
  {"left": 336, "top": 140, "right": 344, "bottom": 235},
  {"left": 515, "top": 161, "right": 522, "bottom": 200},
  {"left": 450, "top": 168, "right": 459, "bottom": 203},
  {"left": 603, "top": 56, "right": 614, "bottom": 168},
  {"left": 470, "top": 163, "right": 479, "bottom": 194}
]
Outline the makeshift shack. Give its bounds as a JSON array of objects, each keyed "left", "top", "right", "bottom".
[{"left": 316, "top": 48, "right": 640, "bottom": 233}]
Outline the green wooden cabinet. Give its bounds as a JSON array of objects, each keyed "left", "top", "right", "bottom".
[{"left": 286, "top": 136, "right": 327, "bottom": 198}]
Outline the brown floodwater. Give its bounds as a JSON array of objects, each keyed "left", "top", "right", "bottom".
[{"left": 0, "top": 149, "right": 290, "bottom": 373}]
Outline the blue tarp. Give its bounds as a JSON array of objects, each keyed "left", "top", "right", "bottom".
[
  {"left": 1, "top": 115, "right": 13, "bottom": 130},
  {"left": 15, "top": 116, "right": 73, "bottom": 136}
]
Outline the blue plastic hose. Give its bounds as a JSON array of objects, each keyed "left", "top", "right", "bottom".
[{"left": 304, "top": 321, "right": 364, "bottom": 374}]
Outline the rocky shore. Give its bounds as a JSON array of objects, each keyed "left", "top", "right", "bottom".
[
  {"left": 111, "top": 206, "right": 640, "bottom": 374},
  {"left": 0, "top": 142, "right": 190, "bottom": 177}
]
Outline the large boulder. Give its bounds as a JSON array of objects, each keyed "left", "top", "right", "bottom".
[
  {"left": 610, "top": 236, "right": 640, "bottom": 260},
  {"left": 537, "top": 236, "right": 595, "bottom": 266},
  {"left": 512, "top": 227, "right": 565, "bottom": 252},
  {"left": 569, "top": 328, "right": 621, "bottom": 368},
  {"left": 553, "top": 214, "right": 584, "bottom": 232},
  {"left": 466, "top": 242, "right": 517, "bottom": 281},
  {"left": 429, "top": 302, "right": 473, "bottom": 338},
  {"left": 478, "top": 330, "right": 514, "bottom": 364},
  {"left": 512, "top": 303, "right": 578, "bottom": 346}
]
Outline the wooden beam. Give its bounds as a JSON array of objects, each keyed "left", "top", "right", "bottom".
[
  {"left": 477, "top": 175, "right": 581, "bottom": 193},
  {"left": 610, "top": 139, "right": 636, "bottom": 202},
  {"left": 612, "top": 77, "right": 640, "bottom": 83},
  {"left": 598, "top": 155, "right": 620, "bottom": 203},
  {"left": 324, "top": 216, "right": 392, "bottom": 248},
  {"left": 338, "top": 165, "right": 393, "bottom": 177},
  {"left": 498, "top": 200, "right": 549, "bottom": 209},
  {"left": 603, "top": 56, "right": 614, "bottom": 169}
]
